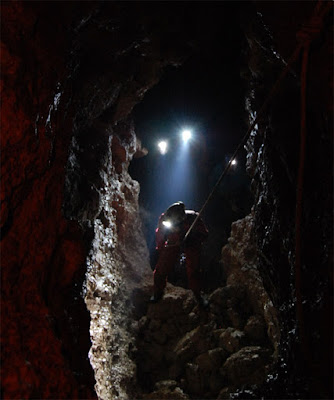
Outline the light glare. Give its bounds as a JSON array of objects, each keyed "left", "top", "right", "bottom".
[
  {"left": 181, "top": 130, "right": 192, "bottom": 143},
  {"left": 231, "top": 159, "right": 237, "bottom": 166},
  {"left": 158, "top": 140, "right": 168, "bottom": 154},
  {"left": 162, "top": 220, "right": 172, "bottom": 229}
]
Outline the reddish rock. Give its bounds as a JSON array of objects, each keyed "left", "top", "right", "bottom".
[{"left": 1, "top": 2, "right": 96, "bottom": 398}]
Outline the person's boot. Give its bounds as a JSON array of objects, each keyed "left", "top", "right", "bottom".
[{"left": 149, "top": 292, "right": 163, "bottom": 303}]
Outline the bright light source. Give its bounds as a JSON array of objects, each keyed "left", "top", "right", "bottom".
[
  {"left": 181, "top": 130, "right": 192, "bottom": 143},
  {"left": 162, "top": 220, "right": 173, "bottom": 229},
  {"left": 231, "top": 159, "right": 237, "bottom": 166},
  {"left": 158, "top": 140, "right": 168, "bottom": 155}
]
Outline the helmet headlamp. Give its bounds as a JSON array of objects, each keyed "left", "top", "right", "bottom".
[{"left": 162, "top": 220, "right": 173, "bottom": 229}]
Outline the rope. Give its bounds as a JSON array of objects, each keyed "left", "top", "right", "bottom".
[
  {"left": 183, "top": 0, "right": 332, "bottom": 369},
  {"left": 184, "top": 1, "right": 332, "bottom": 245},
  {"left": 184, "top": 44, "right": 303, "bottom": 243}
]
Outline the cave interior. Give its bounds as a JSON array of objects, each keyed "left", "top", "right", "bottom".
[{"left": 1, "top": 1, "right": 333, "bottom": 400}]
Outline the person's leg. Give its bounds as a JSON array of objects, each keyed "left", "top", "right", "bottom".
[
  {"left": 152, "top": 245, "right": 180, "bottom": 301},
  {"left": 185, "top": 246, "right": 209, "bottom": 308},
  {"left": 184, "top": 246, "right": 202, "bottom": 296}
]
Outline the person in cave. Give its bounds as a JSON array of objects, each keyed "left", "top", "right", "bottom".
[{"left": 150, "top": 201, "right": 209, "bottom": 306}]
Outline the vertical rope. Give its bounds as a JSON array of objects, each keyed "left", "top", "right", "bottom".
[{"left": 183, "top": 44, "right": 302, "bottom": 242}]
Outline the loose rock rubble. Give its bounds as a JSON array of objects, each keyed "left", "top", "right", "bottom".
[
  {"left": 133, "top": 213, "right": 278, "bottom": 399},
  {"left": 134, "top": 284, "right": 274, "bottom": 399}
]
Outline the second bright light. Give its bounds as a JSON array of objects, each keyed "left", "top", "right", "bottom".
[
  {"left": 158, "top": 140, "right": 168, "bottom": 155},
  {"left": 157, "top": 129, "right": 193, "bottom": 154},
  {"left": 181, "top": 129, "right": 192, "bottom": 143}
]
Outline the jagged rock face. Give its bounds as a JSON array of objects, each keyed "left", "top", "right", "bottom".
[
  {"left": 1, "top": 2, "right": 332, "bottom": 400},
  {"left": 0, "top": 2, "right": 197, "bottom": 399},
  {"left": 2, "top": 2, "right": 243, "bottom": 399},
  {"left": 1, "top": 2, "right": 96, "bottom": 399},
  {"left": 221, "top": 214, "right": 280, "bottom": 353},
  {"left": 241, "top": 3, "right": 333, "bottom": 398}
]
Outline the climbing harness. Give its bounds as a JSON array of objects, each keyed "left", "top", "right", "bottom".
[{"left": 183, "top": 0, "right": 332, "bottom": 356}]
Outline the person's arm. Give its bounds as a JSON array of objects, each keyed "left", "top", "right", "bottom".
[{"left": 184, "top": 212, "right": 208, "bottom": 246}]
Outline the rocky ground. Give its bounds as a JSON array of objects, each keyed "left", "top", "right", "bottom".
[{"left": 131, "top": 213, "right": 279, "bottom": 399}]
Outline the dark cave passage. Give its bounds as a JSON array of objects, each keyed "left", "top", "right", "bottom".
[
  {"left": 128, "top": 10, "right": 253, "bottom": 289},
  {"left": 1, "top": 1, "right": 333, "bottom": 400}
]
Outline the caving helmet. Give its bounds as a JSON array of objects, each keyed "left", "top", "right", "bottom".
[{"left": 165, "top": 201, "right": 186, "bottom": 225}]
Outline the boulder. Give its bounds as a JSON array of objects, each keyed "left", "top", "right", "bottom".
[
  {"left": 195, "top": 348, "right": 227, "bottom": 372},
  {"left": 217, "top": 386, "right": 237, "bottom": 399},
  {"left": 185, "top": 363, "right": 205, "bottom": 396},
  {"left": 219, "top": 327, "right": 245, "bottom": 354},
  {"left": 154, "top": 380, "right": 178, "bottom": 390},
  {"left": 209, "top": 285, "right": 245, "bottom": 307},
  {"left": 173, "top": 325, "right": 213, "bottom": 364},
  {"left": 147, "top": 286, "right": 195, "bottom": 320},
  {"left": 226, "top": 307, "right": 244, "bottom": 330},
  {"left": 143, "top": 386, "right": 189, "bottom": 399},
  {"left": 222, "top": 346, "right": 272, "bottom": 385},
  {"left": 244, "top": 315, "right": 267, "bottom": 343}
]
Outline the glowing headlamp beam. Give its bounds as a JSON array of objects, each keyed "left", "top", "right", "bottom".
[
  {"left": 162, "top": 220, "right": 173, "bottom": 229},
  {"left": 158, "top": 140, "right": 168, "bottom": 155},
  {"left": 181, "top": 130, "right": 192, "bottom": 143}
]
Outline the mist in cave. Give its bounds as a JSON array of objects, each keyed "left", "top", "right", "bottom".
[{"left": 1, "top": 1, "right": 333, "bottom": 400}]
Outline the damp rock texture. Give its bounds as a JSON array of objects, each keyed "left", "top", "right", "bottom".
[
  {"left": 2, "top": 2, "right": 332, "bottom": 400},
  {"left": 0, "top": 2, "right": 203, "bottom": 399},
  {"left": 1, "top": 2, "right": 96, "bottom": 398},
  {"left": 241, "top": 2, "right": 333, "bottom": 398},
  {"left": 80, "top": 124, "right": 153, "bottom": 400},
  {"left": 135, "top": 214, "right": 278, "bottom": 399},
  {"left": 62, "top": 4, "right": 202, "bottom": 399}
]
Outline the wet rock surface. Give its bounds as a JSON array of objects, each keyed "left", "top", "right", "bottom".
[
  {"left": 1, "top": 2, "right": 210, "bottom": 398},
  {"left": 1, "top": 1, "right": 332, "bottom": 399},
  {"left": 1, "top": 2, "right": 197, "bottom": 398},
  {"left": 241, "top": 3, "right": 333, "bottom": 398}
]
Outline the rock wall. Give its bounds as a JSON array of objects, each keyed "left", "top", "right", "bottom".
[
  {"left": 1, "top": 2, "right": 96, "bottom": 398},
  {"left": 0, "top": 2, "right": 216, "bottom": 399},
  {"left": 60, "top": 3, "right": 200, "bottom": 398},
  {"left": 240, "top": 2, "right": 333, "bottom": 398},
  {"left": 80, "top": 123, "right": 152, "bottom": 399},
  {"left": 1, "top": 1, "right": 332, "bottom": 399},
  {"left": 0, "top": 1, "right": 188, "bottom": 398}
]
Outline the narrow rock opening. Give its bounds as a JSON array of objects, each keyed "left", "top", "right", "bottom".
[{"left": 2, "top": 2, "right": 332, "bottom": 400}]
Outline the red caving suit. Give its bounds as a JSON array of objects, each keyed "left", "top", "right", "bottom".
[{"left": 153, "top": 210, "right": 208, "bottom": 297}]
